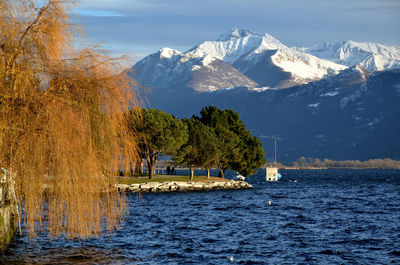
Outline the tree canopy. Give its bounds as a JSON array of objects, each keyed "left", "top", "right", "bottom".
[
  {"left": 0, "top": 0, "right": 139, "bottom": 238},
  {"left": 174, "top": 117, "right": 219, "bottom": 179},
  {"left": 199, "top": 106, "right": 265, "bottom": 177},
  {"left": 128, "top": 107, "right": 265, "bottom": 179},
  {"left": 130, "top": 108, "right": 188, "bottom": 179}
]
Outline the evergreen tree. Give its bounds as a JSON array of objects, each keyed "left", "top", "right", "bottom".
[
  {"left": 233, "top": 133, "right": 266, "bottom": 176},
  {"left": 130, "top": 108, "right": 188, "bottom": 179},
  {"left": 199, "top": 106, "right": 265, "bottom": 177},
  {"left": 175, "top": 117, "right": 219, "bottom": 179}
]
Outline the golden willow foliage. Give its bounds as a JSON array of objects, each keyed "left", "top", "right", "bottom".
[{"left": 0, "top": 0, "right": 140, "bottom": 238}]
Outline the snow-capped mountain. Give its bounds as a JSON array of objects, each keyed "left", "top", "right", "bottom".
[
  {"left": 129, "top": 29, "right": 400, "bottom": 160},
  {"left": 131, "top": 28, "right": 347, "bottom": 92},
  {"left": 144, "top": 68, "right": 400, "bottom": 161},
  {"left": 188, "top": 28, "right": 347, "bottom": 88},
  {"left": 188, "top": 29, "right": 286, "bottom": 64},
  {"left": 305, "top": 40, "right": 400, "bottom": 72},
  {"left": 132, "top": 46, "right": 257, "bottom": 92}
]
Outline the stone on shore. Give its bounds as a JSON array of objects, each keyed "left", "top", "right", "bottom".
[{"left": 116, "top": 179, "right": 252, "bottom": 193}]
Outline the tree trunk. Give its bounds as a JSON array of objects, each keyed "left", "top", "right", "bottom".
[
  {"left": 136, "top": 156, "right": 143, "bottom": 174},
  {"left": 189, "top": 167, "right": 194, "bottom": 179},
  {"left": 147, "top": 155, "right": 156, "bottom": 179},
  {"left": 218, "top": 168, "right": 224, "bottom": 178},
  {"left": 206, "top": 169, "right": 210, "bottom": 179}
]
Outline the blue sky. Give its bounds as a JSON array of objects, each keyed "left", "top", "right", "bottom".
[{"left": 73, "top": 0, "right": 400, "bottom": 64}]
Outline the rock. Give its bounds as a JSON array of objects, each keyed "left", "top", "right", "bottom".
[
  {"left": 129, "top": 184, "right": 140, "bottom": 192},
  {"left": 115, "top": 179, "right": 252, "bottom": 193},
  {"left": 237, "top": 181, "right": 251, "bottom": 188},
  {"left": 147, "top": 182, "right": 161, "bottom": 188},
  {"left": 117, "top": 184, "right": 130, "bottom": 192},
  {"left": 130, "top": 183, "right": 141, "bottom": 188},
  {"left": 158, "top": 183, "right": 170, "bottom": 192},
  {"left": 191, "top": 182, "right": 204, "bottom": 190},
  {"left": 173, "top": 181, "right": 187, "bottom": 186},
  {"left": 170, "top": 184, "right": 178, "bottom": 191},
  {"left": 176, "top": 182, "right": 191, "bottom": 191},
  {"left": 139, "top": 183, "right": 151, "bottom": 191}
]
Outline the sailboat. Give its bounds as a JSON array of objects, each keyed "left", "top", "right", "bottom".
[{"left": 265, "top": 137, "right": 282, "bottom": 181}]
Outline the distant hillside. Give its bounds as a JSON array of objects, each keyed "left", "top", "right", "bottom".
[
  {"left": 136, "top": 67, "right": 400, "bottom": 161},
  {"left": 129, "top": 29, "right": 400, "bottom": 161}
]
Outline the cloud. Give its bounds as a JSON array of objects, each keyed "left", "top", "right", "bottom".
[{"left": 74, "top": 0, "right": 400, "bottom": 63}]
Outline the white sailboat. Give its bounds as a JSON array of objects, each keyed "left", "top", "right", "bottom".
[{"left": 265, "top": 137, "right": 281, "bottom": 181}]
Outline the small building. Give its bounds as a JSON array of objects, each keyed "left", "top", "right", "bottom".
[{"left": 265, "top": 167, "right": 279, "bottom": 181}]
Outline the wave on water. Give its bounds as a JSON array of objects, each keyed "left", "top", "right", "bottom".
[{"left": 1, "top": 169, "right": 400, "bottom": 264}]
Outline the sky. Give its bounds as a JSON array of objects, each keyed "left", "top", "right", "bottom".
[{"left": 73, "top": 0, "right": 400, "bottom": 64}]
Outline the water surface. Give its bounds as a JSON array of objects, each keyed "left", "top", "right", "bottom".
[{"left": 1, "top": 169, "right": 400, "bottom": 264}]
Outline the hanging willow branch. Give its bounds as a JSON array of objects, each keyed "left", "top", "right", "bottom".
[{"left": 0, "top": 0, "right": 140, "bottom": 238}]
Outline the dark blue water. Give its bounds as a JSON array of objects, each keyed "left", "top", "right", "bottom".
[{"left": 1, "top": 169, "right": 400, "bottom": 264}]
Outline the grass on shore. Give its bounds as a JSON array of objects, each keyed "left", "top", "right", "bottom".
[{"left": 117, "top": 175, "right": 227, "bottom": 185}]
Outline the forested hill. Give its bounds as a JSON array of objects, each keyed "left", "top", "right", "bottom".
[
  {"left": 130, "top": 29, "right": 400, "bottom": 161},
  {"left": 139, "top": 69, "right": 400, "bottom": 161}
]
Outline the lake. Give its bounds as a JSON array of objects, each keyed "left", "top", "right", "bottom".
[{"left": 1, "top": 169, "right": 400, "bottom": 264}]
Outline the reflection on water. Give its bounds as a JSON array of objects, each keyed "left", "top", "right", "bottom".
[
  {"left": 1, "top": 169, "right": 400, "bottom": 264},
  {"left": 5, "top": 246, "right": 134, "bottom": 265}
]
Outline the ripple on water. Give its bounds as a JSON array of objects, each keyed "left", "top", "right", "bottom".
[{"left": 1, "top": 169, "right": 400, "bottom": 264}]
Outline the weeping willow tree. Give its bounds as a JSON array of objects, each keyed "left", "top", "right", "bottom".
[{"left": 0, "top": 0, "right": 140, "bottom": 238}]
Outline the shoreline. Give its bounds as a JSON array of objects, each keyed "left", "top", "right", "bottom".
[
  {"left": 280, "top": 167, "right": 400, "bottom": 170},
  {"left": 116, "top": 179, "right": 252, "bottom": 193}
]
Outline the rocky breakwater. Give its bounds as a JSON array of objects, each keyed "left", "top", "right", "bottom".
[
  {"left": 0, "top": 171, "right": 18, "bottom": 253},
  {"left": 116, "top": 180, "right": 252, "bottom": 193}
]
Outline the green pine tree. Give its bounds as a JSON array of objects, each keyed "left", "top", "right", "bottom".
[
  {"left": 175, "top": 117, "right": 220, "bottom": 179},
  {"left": 199, "top": 106, "right": 265, "bottom": 177},
  {"left": 128, "top": 108, "right": 188, "bottom": 179}
]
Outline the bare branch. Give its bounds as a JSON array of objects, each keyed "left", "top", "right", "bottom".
[{"left": 18, "top": 1, "right": 53, "bottom": 46}]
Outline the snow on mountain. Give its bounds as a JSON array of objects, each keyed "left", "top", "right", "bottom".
[
  {"left": 132, "top": 28, "right": 348, "bottom": 92},
  {"left": 306, "top": 40, "right": 400, "bottom": 72},
  {"left": 268, "top": 48, "right": 347, "bottom": 87},
  {"left": 143, "top": 65, "right": 400, "bottom": 161},
  {"left": 131, "top": 48, "right": 187, "bottom": 90},
  {"left": 129, "top": 30, "right": 400, "bottom": 160},
  {"left": 188, "top": 28, "right": 347, "bottom": 88},
  {"left": 188, "top": 28, "right": 285, "bottom": 64},
  {"left": 159, "top": 47, "right": 182, "bottom": 59},
  {"left": 133, "top": 30, "right": 400, "bottom": 93},
  {"left": 188, "top": 58, "right": 258, "bottom": 92},
  {"left": 131, "top": 45, "right": 256, "bottom": 92}
]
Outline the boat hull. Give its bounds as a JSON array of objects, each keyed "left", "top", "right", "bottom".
[{"left": 266, "top": 167, "right": 279, "bottom": 181}]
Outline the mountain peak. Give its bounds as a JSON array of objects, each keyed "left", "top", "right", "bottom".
[
  {"left": 306, "top": 40, "right": 400, "bottom": 72},
  {"left": 158, "top": 47, "right": 181, "bottom": 59},
  {"left": 217, "top": 28, "right": 259, "bottom": 41}
]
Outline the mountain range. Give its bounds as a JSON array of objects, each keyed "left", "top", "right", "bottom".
[
  {"left": 304, "top": 40, "right": 400, "bottom": 72},
  {"left": 129, "top": 28, "right": 400, "bottom": 161}
]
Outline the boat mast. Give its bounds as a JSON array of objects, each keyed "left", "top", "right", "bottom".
[{"left": 274, "top": 136, "right": 277, "bottom": 167}]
